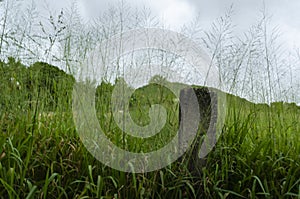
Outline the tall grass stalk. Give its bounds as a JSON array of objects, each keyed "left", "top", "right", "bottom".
[{"left": 0, "top": 1, "right": 299, "bottom": 198}]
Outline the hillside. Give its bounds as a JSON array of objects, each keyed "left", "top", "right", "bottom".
[{"left": 0, "top": 59, "right": 299, "bottom": 198}]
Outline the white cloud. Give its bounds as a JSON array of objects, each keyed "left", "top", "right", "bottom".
[
  {"left": 77, "top": 0, "right": 112, "bottom": 21},
  {"left": 148, "top": 0, "right": 196, "bottom": 30},
  {"left": 76, "top": 0, "right": 196, "bottom": 30}
]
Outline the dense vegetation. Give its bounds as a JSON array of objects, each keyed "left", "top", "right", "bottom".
[{"left": 0, "top": 59, "right": 299, "bottom": 198}]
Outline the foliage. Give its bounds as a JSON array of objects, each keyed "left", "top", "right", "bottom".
[{"left": 0, "top": 59, "right": 299, "bottom": 198}]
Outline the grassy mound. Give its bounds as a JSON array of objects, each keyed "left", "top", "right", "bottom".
[{"left": 0, "top": 59, "right": 299, "bottom": 198}]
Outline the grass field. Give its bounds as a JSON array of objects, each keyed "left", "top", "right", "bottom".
[{"left": 0, "top": 59, "right": 299, "bottom": 198}]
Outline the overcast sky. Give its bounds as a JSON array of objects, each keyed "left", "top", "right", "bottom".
[
  {"left": 29, "top": 0, "right": 300, "bottom": 50},
  {"left": 2, "top": 0, "right": 300, "bottom": 104}
]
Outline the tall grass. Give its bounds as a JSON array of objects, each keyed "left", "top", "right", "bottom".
[
  {"left": 0, "top": 1, "right": 299, "bottom": 198},
  {"left": 0, "top": 59, "right": 299, "bottom": 198}
]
